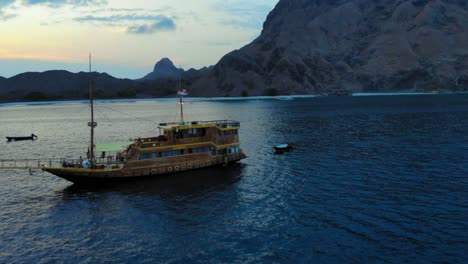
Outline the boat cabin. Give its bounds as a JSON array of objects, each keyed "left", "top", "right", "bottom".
[{"left": 121, "top": 120, "right": 242, "bottom": 163}]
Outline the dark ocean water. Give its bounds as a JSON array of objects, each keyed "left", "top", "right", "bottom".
[{"left": 0, "top": 95, "right": 467, "bottom": 263}]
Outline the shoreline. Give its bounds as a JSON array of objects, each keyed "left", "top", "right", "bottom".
[{"left": 1, "top": 92, "right": 467, "bottom": 107}]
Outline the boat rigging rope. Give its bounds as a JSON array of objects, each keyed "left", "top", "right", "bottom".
[
  {"left": 93, "top": 106, "right": 115, "bottom": 124},
  {"left": 95, "top": 103, "right": 160, "bottom": 125}
]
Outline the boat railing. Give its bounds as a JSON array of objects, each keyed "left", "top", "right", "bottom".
[
  {"left": 0, "top": 159, "right": 66, "bottom": 170},
  {"left": 158, "top": 120, "right": 240, "bottom": 129},
  {"left": 197, "top": 120, "right": 240, "bottom": 128},
  {"left": 140, "top": 137, "right": 211, "bottom": 149},
  {"left": 0, "top": 157, "right": 125, "bottom": 170}
]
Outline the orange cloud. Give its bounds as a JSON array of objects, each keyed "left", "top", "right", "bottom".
[{"left": 0, "top": 51, "right": 77, "bottom": 61}]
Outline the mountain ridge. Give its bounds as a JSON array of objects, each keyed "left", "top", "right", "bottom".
[
  {"left": 2, "top": 0, "right": 468, "bottom": 101},
  {"left": 142, "top": 58, "right": 184, "bottom": 80},
  {"left": 140, "top": 58, "right": 213, "bottom": 81},
  {"left": 190, "top": 0, "right": 468, "bottom": 96}
]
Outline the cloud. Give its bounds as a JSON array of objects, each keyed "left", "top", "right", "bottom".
[
  {"left": 0, "top": 0, "right": 107, "bottom": 21},
  {"left": 22, "top": 0, "right": 107, "bottom": 8},
  {"left": 127, "top": 16, "right": 176, "bottom": 34},
  {"left": 74, "top": 12, "right": 177, "bottom": 34},
  {"left": 0, "top": 11, "right": 16, "bottom": 20},
  {"left": 0, "top": 0, "right": 15, "bottom": 7},
  {"left": 74, "top": 14, "right": 166, "bottom": 23},
  {"left": 0, "top": 0, "right": 16, "bottom": 20},
  {"left": 0, "top": 50, "right": 74, "bottom": 61}
]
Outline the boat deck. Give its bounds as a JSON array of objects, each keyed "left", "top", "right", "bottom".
[
  {"left": 0, "top": 158, "right": 124, "bottom": 170},
  {"left": 158, "top": 120, "right": 240, "bottom": 130}
]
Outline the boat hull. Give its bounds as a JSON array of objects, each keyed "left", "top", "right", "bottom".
[
  {"left": 274, "top": 145, "right": 293, "bottom": 154},
  {"left": 43, "top": 153, "right": 246, "bottom": 185},
  {"left": 6, "top": 136, "right": 36, "bottom": 142}
]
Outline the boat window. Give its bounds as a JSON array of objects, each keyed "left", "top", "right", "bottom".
[
  {"left": 174, "top": 150, "right": 179, "bottom": 156},
  {"left": 152, "top": 152, "right": 157, "bottom": 159},
  {"left": 235, "top": 147, "right": 239, "bottom": 153},
  {"left": 181, "top": 149, "right": 185, "bottom": 155},
  {"left": 193, "top": 148, "right": 198, "bottom": 153},
  {"left": 218, "top": 149, "right": 227, "bottom": 155},
  {"left": 142, "top": 153, "right": 149, "bottom": 160},
  {"left": 168, "top": 151, "right": 173, "bottom": 157},
  {"left": 188, "top": 148, "right": 193, "bottom": 154},
  {"left": 198, "top": 147, "right": 204, "bottom": 153},
  {"left": 161, "top": 152, "right": 166, "bottom": 157}
]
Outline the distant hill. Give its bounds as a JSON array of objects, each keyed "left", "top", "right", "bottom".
[
  {"left": 0, "top": 70, "right": 186, "bottom": 102},
  {"left": 191, "top": 0, "right": 468, "bottom": 96},
  {"left": 140, "top": 58, "right": 212, "bottom": 81},
  {"left": 141, "top": 58, "right": 184, "bottom": 80},
  {"left": 0, "top": 70, "right": 133, "bottom": 101}
]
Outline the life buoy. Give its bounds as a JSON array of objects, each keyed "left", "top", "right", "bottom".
[
  {"left": 174, "top": 166, "right": 180, "bottom": 171},
  {"left": 151, "top": 168, "right": 157, "bottom": 174},
  {"left": 167, "top": 167, "right": 173, "bottom": 172},
  {"left": 187, "top": 163, "right": 192, "bottom": 169}
]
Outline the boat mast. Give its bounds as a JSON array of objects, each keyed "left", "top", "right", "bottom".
[
  {"left": 88, "top": 53, "right": 96, "bottom": 167},
  {"left": 178, "top": 74, "right": 184, "bottom": 123}
]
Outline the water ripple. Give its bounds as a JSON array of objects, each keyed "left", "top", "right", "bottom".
[{"left": 0, "top": 95, "right": 467, "bottom": 262}]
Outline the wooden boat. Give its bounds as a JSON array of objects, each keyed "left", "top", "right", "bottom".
[
  {"left": 274, "top": 143, "right": 294, "bottom": 154},
  {"left": 6, "top": 134, "right": 37, "bottom": 142},
  {"left": 42, "top": 55, "right": 246, "bottom": 184}
]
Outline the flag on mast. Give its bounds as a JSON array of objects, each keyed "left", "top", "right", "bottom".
[{"left": 178, "top": 88, "right": 188, "bottom": 96}]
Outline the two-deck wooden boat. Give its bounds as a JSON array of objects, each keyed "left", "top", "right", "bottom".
[{"left": 42, "top": 56, "right": 246, "bottom": 184}]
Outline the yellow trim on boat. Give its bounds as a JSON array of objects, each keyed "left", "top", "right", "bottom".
[
  {"left": 137, "top": 142, "right": 240, "bottom": 152},
  {"left": 160, "top": 123, "right": 240, "bottom": 131}
]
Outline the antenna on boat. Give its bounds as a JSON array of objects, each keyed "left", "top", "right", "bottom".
[{"left": 88, "top": 53, "right": 97, "bottom": 167}]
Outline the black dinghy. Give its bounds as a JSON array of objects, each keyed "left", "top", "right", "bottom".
[{"left": 6, "top": 134, "right": 38, "bottom": 142}]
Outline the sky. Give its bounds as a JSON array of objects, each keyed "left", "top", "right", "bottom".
[{"left": 0, "top": 0, "right": 278, "bottom": 79}]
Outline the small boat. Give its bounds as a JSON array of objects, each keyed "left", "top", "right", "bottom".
[
  {"left": 6, "top": 134, "right": 37, "bottom": 142},
  {"left": 274, "top": 143, "right": 294, "bottom": 154}
]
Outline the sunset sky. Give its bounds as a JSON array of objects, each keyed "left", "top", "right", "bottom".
[{"left": 0, "top": 0, "right": 278, "bottom": 79}]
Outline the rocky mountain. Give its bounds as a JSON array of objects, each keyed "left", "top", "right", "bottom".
[
  {"left": 142, "top": 58, "right": 184, "bottom": 80},
  {"left": 183, "top": 66, "right": 213, "bottom": 80},
  {"left": 191, "top": 0, "right": 468, "bottom": 96},
  {"left": 141, "top": 58, "right": 212, "bottom": 81}
]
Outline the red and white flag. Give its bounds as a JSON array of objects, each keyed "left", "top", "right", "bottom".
[{"left": 178, "top": 88, "right": 188, "bottom": 96}]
